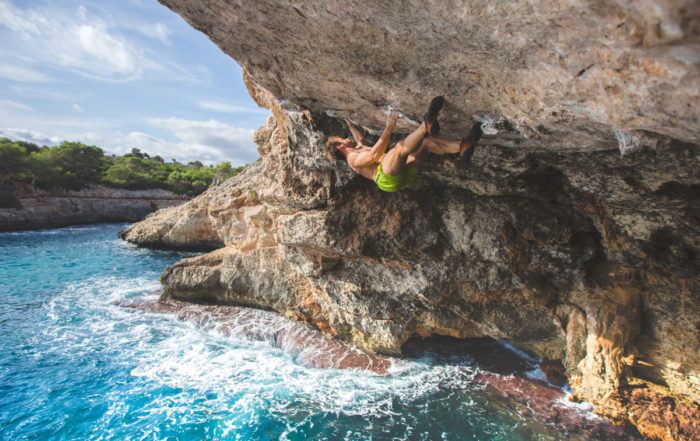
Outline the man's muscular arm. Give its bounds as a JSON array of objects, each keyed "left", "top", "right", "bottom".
[
  {"left": 347, "top": 112, "right": 398, "bottom": 168},
  {"left": 369, "top": 112, "right": 397, "bottom": 162},
  {"left": 345, "top": 119, "right": 368, "bottom": 147}
]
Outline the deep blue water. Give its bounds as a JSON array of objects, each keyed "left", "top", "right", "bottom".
[{"left": 0, "top": 224, "right": 624, "bottom": 441}]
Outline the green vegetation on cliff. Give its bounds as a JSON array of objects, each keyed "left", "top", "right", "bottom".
[{"left": 0, "top": 138, "right": 247, "bottom": 196}]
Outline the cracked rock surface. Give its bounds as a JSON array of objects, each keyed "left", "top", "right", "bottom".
[{"left": 120, "top": 1, "right": 700, "bottom": 439}]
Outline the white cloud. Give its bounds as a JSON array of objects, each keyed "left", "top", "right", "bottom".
[
  {"left": 0, "top": 127, "right": 63, "bottom": 146},
  {"left": 76, "top": 4, "right": 87, "bottom": 21},
  {"left": 0, "top": 1, "right": 266, "bottom": 166},
  {"left": 0, "top": 99, "right": 34, "bottom": 112},
  {"left": 76, "top": 24, "right": 138, "bottom": 76},
  {"left": 0, "top": 1, "right": 40, "bottom": 35},
  {"left": 198, "top": 100, "right": 268, "bottom": 114},
  {"left": 112, "top": 129, "right": 254, "bottom": 166},
  {"left": 153, "top": 23, "right": 170, "bottom": 42},
  {"left": 0, "top": 122, "right": 251, "bottom": 165},
  {"left": 146, "top": 117, "right": 258, "bottom": 165},
  {"left": 0, "top": 1, "right": 143, "bottom": 81},
  {"left": 0, "top": 125, "right": 110, "bottom": 147},
  {"left": 0, "top": 64, "right": 50, "bottom": 83},
  {"left": 0, "top": 115, "right": 260, "bottom": 165},
  {"left": 117, "top": 17, "right": 171, "bottom": 44},
  {"left": 136, "top": 22, "right": 171, "bottom": 44},
  {"left": 120, "top": 131, "right": 173, "bottom": 156}
]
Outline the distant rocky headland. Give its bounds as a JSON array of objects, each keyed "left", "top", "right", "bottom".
[
  {"left": 0, "top": 182, "right": 185, "bottom": 231},
  {"left": 119, "top": 1, "right": 698, "bottom": 439},
  {"left": 0, "top": 137, "right": 247, "bottom": 232}
]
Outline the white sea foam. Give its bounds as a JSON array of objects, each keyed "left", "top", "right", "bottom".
[
  {"left": 551, "top": 395, "right": 608, "bottom": 425},
  {"left": 496, "top": 339, "right": 539, "bottom": 364},
  {"left": 525, "top": 367, "right": 549, "bottom": 383},
  {"left": 35, "top": 276, "right": 620, "bottom": 440},
  {"left": 115, "top": 302, "right": 485, "bottom": 426},
  {"left": 33, "top": 262, "right": 598, "bottom": 439}
]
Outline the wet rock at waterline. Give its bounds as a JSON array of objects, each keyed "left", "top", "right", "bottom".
[
  {"left": 113, "top": 294, "right": 391, "bottom": 374},
  {"left": 114, "top": 296, "right": 651, "bottom": 440}
]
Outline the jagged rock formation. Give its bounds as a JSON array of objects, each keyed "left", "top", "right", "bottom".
[
  {"left": 121, "top": 91, "right": 699, "bottom": 438},
  {"left": 0, "top": 183, "right": 184, "bottom": 231},
  {"left": 121, "top": 1, "right": 700, "bottom": 439}
]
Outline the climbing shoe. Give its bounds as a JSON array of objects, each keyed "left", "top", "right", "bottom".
[
  {"left": 424, "top": 96, "right": 444, "bottom": 135},
  {"left": 457, "top": 122, "right": 483, "bottom": 167},
  {"left": 430, "top": 120, "right": 440, "bottom": 137}
]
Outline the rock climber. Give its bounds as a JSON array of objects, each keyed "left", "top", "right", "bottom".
[{"left": 325, "top": 96, "right": 483, "bottom": 192}]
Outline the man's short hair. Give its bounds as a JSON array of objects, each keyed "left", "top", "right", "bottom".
[{"left": 325, "top": 137, "right": 346, "bottom": 161}]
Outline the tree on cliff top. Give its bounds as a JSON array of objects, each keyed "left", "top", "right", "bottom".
[
  {"left": 0, "top": 137, "right": 249, "bottom": 195},
  {"left": 49, "top": 142, "right": 107, "bottom": 183},
  {"left": 0, "top": 140, "right": 26, "bottom": 184}
]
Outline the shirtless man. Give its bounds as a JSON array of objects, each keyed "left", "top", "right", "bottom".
[{"left": 325, "top": 96, "right": 483, "bottom": 192}]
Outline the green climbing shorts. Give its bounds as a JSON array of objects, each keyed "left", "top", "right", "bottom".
[{"left": 374, "top": 163, "right": 420, "bottom": 192}]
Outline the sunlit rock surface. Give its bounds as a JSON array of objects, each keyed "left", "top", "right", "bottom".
[{"left": 120, "top": 1, "right": 700, "bottom": 439}]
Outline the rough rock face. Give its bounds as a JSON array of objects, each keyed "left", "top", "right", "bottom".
[
  {"left": 123, "top": 1, "right": 699, "bottom": 439},
  {"left": 159, "top": 0, "right": 699, "bottom": 152},
  {"left": 122, "top": 82, "right": 699, "bottom": 438},
  {"left": 0, "top": 183, "right": 184, "bottom": 232}
]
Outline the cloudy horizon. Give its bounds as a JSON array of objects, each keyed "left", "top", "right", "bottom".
[{"left": 0, "top": 0, "right": 270, "bottom": 166}]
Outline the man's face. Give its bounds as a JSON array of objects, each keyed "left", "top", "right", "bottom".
[{"left": 341, "top": 138, "right": 356, "bottom": 149}]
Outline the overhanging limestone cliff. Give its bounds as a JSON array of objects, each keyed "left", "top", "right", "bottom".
[
  {"left": 121, "top": 1, "right": 700, "bottom": 439},
  {"left": 121, "top": 89, "right": 699, "bottom": 438},
  {"left": 159, "top": 0, "right": 699, "bottom": 152}
]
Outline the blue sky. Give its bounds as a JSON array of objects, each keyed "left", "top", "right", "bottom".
[{"left": 0, "top": 0, "right": 271, "bottom": 165}]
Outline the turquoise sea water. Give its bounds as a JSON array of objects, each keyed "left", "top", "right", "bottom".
[{"left": 0, "top": 224, "right": 638, "bottom": 441}]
